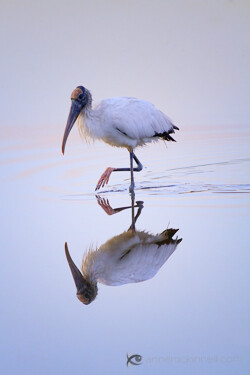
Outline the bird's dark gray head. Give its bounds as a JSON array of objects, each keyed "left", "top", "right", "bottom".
[
  {"left": 65, "top": 242, "right": 97, "bottom": 305},
  {"left": 62, "top": 85, "right": 91, "bottom": 154},
  {"left": 76, "top": 282, "right": 98, "bottom": 305},
  {"left": 71, "top": 86, "right": 88, "bottom": 104}
]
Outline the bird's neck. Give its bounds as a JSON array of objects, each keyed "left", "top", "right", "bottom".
[
  {"left": 82, "top": 89, "right": 94, "bottom": 118},
  {"left": 78, "top": 101, "right": 104, "bottom": 141},
  {"left": 86, "top": 89, "right": 93, "bottom": 107},
  {"left": 83, "top": 102, "right": 93, "bottom": 118},
  {"left": 82, "top": 247, "right": 106, "bottom": 284}
]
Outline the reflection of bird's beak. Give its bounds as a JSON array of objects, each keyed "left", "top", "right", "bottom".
[
  {"left": 62, "top": 100, "right": 83, "bottom": 154},
  {"left": 64, "top": 243, "right": 90, "bottom": 304}
]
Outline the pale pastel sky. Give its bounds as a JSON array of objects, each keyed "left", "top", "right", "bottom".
[{"left": 0, "top": 0, "right": 249, "bottom": 130}]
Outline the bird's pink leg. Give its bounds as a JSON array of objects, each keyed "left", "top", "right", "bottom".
[
  {"left": 95, "top": 167, "right": 117, "bottom": 190},
  {"left": 95, "top": 152, "right": 143, "bottom": 191}
]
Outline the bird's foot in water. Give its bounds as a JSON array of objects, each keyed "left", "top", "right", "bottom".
[{"left": 95, "top": 167, "right": 116, "bottom": 190}]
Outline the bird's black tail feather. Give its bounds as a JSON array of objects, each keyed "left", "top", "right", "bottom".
[
  {"left": 153, "top": 131, "right": 176, "bottom": 142},
  {"left": 153, "top": 124, "right": 179, "bottom": 142}
]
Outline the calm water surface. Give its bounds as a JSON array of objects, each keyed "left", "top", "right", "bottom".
[{"left": 1, "top": 125, "right": 249, "bottom": 374}]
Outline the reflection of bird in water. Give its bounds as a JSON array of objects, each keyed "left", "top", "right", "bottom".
[
  {"left": 65, "top": 197, "right": 182, "bottom": 305},
  {"left": 62, "top": 85, "right": 179, "bottom": 192}
]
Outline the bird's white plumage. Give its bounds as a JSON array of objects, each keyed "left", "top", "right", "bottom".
[
  {"left": 78, "top": 97, "right": 175, "bottom": 149},
  {"left": 82, "top": 230, "right": 179, "bottom": 286},
  {"left": 62, "top": 86, "right": 179, "bottom": 191}
]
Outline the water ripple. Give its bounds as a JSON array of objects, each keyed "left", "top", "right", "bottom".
[{"left": 137, "top": 182, "right": 250, "bottom": 196}]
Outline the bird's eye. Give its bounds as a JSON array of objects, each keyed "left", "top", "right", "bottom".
[{"left": 78, "top": 94, "right": 83, "bottom": 100}]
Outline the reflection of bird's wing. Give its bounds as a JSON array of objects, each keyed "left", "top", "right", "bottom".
[
  {"left": 89, "top": 97, "right": 176, "bottom": 147},
  {"left": 103, "top": 243, "right": 178, "bottom": 286},
  {"left": 83, "top": 230, "right": 180, "bottom": 286}
]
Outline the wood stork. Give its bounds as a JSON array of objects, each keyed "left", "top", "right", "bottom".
[
  {"left": 62, "top": 86, "right": 179, "bottom": 192},
  {"left": 65, "top": 196, "right": 182, "bottom": 305}
]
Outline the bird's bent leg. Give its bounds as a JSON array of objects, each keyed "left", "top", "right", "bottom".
[
  {"left": 95, "top": 151, "right": 143, "bottom": 191},
  {"left": 132, "top": 153, "right": 143, "bottom": 172},
  {"left": 129, "top": 151, "right": 143, "bottom": 194}
]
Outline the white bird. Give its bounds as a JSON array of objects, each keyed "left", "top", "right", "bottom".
[
  {"left": 62, "top": 86, "right": 179, "bottom": 192},
  {"left": 65, "top": 228, "right": 181, "bottom": 305}
]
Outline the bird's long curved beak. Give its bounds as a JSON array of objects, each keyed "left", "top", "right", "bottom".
[
  {"left": 64, "top": 242, "right": 89, "bottom": 303},
  {"left": 62, "top": 101, "right": 83, "bottom": 154}
]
